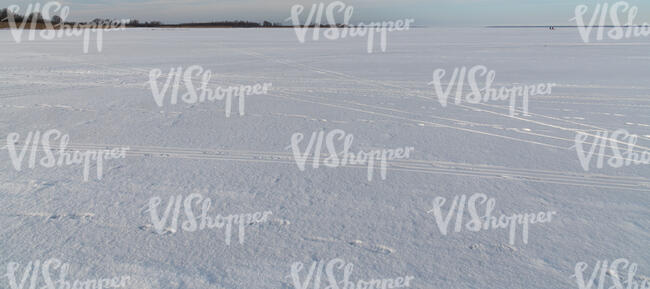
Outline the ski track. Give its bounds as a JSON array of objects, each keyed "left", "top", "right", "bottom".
[
  {"left": 2, "top": 56, "right": 648, "bottom": 191},
  {"left": 2, "top": 143, "right": 648, "bottom": 192},
  {"left": 1, "top": 51, "right": 649, "bottom": 195}
]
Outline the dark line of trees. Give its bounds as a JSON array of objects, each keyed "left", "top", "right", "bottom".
[
  {"left": 2, "top": 8, "right": 36, "bottom": 23},
  {"left": 126, "top": 19, "right": 163, "bottom": 27},
  {"left": 1, "top": 8, "right": 66, "bottom": 24},
  {"left": 1, "top": 7, "right": 284, "bottom": 28},
  {"left": 173, "top": 20, "right": 280, "bottom": 28}
]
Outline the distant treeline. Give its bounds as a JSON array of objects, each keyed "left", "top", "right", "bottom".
[
  {"left": 170, "top": 21, "right": 283, "bottom": 28},
  {"left": 0, "top": 8, "right": 285, "bottom": 28}
]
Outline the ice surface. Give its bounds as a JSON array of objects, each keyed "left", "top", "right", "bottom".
[{"left": 0, "top": 27, "right": 648, "bottom": 289}]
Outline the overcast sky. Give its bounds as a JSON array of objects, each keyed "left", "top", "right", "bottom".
[{"left": 2, "top": 0, "right": 649, "bottom": 26}]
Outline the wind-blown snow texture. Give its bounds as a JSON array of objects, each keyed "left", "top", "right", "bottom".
[{"left": 0, "top": 28, "right": 649, "bottom": 289}]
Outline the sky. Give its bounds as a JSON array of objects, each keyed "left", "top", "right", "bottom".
[{"left": 1, "top": 0, "right": 650, "bottom": 26}]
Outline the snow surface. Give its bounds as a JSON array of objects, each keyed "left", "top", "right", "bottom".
[{"left": 0, "top": 27, "right": 649, "bottom": 289}]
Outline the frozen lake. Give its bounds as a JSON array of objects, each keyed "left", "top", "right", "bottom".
[{"left": 0, "top": 28, "right": 649, "bottom": 289}]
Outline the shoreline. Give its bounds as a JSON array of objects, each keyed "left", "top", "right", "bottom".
[{"left": 0, "top": 22, "right": 431, "bottom": 30}]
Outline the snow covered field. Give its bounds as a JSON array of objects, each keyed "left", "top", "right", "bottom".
[{"left": 0, "top": 27, "right": 649, "bottom": 289}]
